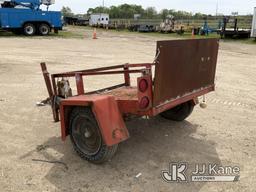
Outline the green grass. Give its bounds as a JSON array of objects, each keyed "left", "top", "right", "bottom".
[
  {"left": 49, "top": 30, "right": 84, "bottom": 39},
  {"left": 0, "top": 29, "right": 84, "bottom": 39},
  {"left": 96, "top": 27, "right": 256, "bottom": 43},
  {"left": 104, "top": 27, "right": 220, "bottom": 40},
  {"left": 1, "top": 26, "right": 255, "bottom": 44},
  {"left": 0, "top": 25, "right": 86, "bottom": 38},
  {"left": 138, "top": 31, "right": 220, "bottom": 39},
  {"left": 0, "top": 30, "right": 16, "bottom": 37}
]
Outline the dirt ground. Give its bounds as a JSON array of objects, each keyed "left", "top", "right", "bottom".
[{"left": 0, "top": 27, "right": 255, "bottom": 192}]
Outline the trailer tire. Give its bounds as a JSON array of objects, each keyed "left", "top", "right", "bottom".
[
  {"left": 69, "top": 107, "right": 118, "bottom": 164},
  {"left": 39, "top": 23, "right": 50, "bottom": 36},
  {"left": 160, "top": 101, "right": 194, "bottom": 121},
  {"left": 23, "top": 23, "right": 36, "bottom": 36}
]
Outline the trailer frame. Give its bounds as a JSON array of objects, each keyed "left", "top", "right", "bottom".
[{"left": 41, "top": 38, "right": 219, "bottom": 163}]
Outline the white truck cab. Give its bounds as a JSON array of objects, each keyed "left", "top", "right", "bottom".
[{"left": 89, "top": 13, "right": 109, "bottom": 26}]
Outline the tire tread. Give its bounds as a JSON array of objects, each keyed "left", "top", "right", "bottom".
[{"left": 69, "top": 107, "right": 118, "bottom": 164}]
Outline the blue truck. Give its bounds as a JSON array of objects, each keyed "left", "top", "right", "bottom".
[{"left": 0, "top": 0, "right": 62, "bottom": 35}]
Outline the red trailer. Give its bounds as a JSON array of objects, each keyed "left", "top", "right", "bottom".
[{"left": 41, "top": 38, "right": 219, "bottom": 163}]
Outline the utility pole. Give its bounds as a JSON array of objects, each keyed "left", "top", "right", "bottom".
[
  {"left": 103, "top": 0, "right": 105, "bottom": 8},
  {"left": 216, "top": 1, "right": 218, "bottom": 17}
]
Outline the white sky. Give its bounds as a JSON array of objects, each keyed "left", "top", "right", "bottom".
[{"left": 48, "top": 0, "right": 255, "bottom": 15}]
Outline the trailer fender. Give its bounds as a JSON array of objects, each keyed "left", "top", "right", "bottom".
[{"left": 60, "top": 95, "right": 129, "bottom": 146}]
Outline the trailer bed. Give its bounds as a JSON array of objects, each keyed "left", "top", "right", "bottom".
[{"left": 99, "top": 86, "right": 138, "bottom": 101}]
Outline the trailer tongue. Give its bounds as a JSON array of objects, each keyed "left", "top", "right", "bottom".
[{"left": 41, "top": 38, "right": 219, "bottom": 164}]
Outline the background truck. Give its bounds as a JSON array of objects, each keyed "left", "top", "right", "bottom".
[
  {"left": 0, "top": 0, "right": 62, "bottom": 35},
  {"left": 89, "top": 13, "right": 109, "bottom": 27}
]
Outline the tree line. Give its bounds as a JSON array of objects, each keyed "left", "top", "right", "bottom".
[
  {"left": 87, "top": 4, "right": 211, "bottom": 19},
  {"left": 62, "top": 4, "right": 252, "bottom": 20}
]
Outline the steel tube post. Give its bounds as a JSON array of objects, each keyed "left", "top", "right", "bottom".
[
  {"left": 40, "top": 62, "right": 53, "bottom": 98},
  {"left": 123, "top": 64, "right": 130, "bottom": 86},
  {"left": 40, "top": 62, "right": 59, "bottom": 122},
  {"left": 75, "top": 73, "right": 85, "bottom": 95}
]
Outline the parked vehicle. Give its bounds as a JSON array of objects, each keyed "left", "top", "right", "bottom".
[
  {"left": 138, "top": 24, "right": 155, "bottom": 32},
  {"left": 0, "top": 0, "right": 62, "bottom": 36},
  {"left": 200, "top": 19, "right": 217, "bottom": 35},
  {"left": 41, "top": 38, "right": 219, "bottom": 164},
  {"left": 157, "top": 16, "right": 185, "bottom": 35},
  {"left": 158, "top": 16, "right": 175, "bottom": 33},
  {"left": 128, "top": 24, "right": 140, "bottom": 32},
  {"left": 63, "top": 16, "right": 89, "bottom": 26},
  {"left": 219, "top": 16, "right": 251, "bottom": 39},
  {"left": 89, "top": 13, "right": 109, "bottom": 27}
]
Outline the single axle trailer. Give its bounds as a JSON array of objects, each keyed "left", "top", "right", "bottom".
[{"left": 41, "top": 38, "right": 219, "bottom": 164}]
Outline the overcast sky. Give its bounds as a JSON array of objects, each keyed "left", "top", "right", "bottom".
[{"left": 49, "top": 0, "right": 255, "bottom": 15}]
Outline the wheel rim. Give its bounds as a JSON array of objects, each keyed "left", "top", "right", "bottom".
[
  {"left": 72, "top": 115, "right": 102, "bottom": 155},
  {"left": 25, "top": 26, "right": 34, "bottom": 35},
  {"left": 40, "top": 25, "right": 49, "bottom": 35}
]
